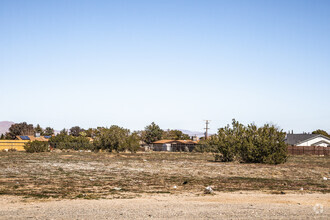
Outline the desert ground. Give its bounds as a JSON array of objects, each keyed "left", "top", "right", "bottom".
[
  {"left": 0, "top": 152, "right": 329, "bottom": 219},
  {"left": 0, "top": 192, "right": 329, "bottom": 219}
]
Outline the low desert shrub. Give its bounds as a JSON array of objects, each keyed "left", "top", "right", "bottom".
[
  {"left": 203, "top": 119, "right": 288, "bottom": 164},
  {"left": 24, "top": 141, "right": 50, "bottom": 153},
  {"left": 49, "top": 134, "right": 95, "bottom": 151}
]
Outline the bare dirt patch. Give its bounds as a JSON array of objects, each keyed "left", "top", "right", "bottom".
[{"left": 0, "top": 193, "right": 329, "bottom": 219}]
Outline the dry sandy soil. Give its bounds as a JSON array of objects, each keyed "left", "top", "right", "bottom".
[
  {"left": 0, "top": 152, "right": 329, "bottom": 219},
  {"left": 0, "top": 192, "right": 329, "bottom": 219}
]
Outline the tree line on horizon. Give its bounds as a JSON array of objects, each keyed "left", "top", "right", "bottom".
[
  {"left": 1, "top": 121, "right": 329, "bottom": 141},
  {"left": 2, "top": 121, "right": 329, "bottom": 165},
  {"left": 0, "top": 122, "right": 190, "bottom": 153}
]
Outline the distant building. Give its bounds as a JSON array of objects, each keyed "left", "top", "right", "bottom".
[
  {"left": 192, "top": 135, "right": 199, "bottom": 142},
  {"left": 285, "top": 134, "right": 330, "bottom": 147},
  {"left": 0, "top": 140, "right": 28, "bottom": 151},
  {"left": 152, "top": 140, "right": 198, "bottom": 152},
  {"left": 0, "top": 135, "right": 51, "bottom": 151},
  {"left": 139, "top": 140, "right": 151, "bottom": 151},
  {"left": 16, "top": 135, "right": 50, "bottom": 141}
]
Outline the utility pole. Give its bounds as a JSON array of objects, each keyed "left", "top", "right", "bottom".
[{"left": 204, "top": 120, "right": 210, "bottom": 139}]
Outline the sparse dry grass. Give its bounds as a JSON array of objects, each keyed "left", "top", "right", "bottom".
[{"left": 0, "top": 152, "right": 329, "bottom": 199}]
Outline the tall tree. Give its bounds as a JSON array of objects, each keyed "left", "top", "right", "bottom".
[
  {"left": 93, "top": 125, "right": 139, "bottom": 152},
  {"left": 70, "top": 126, "right": 84, "bottom": 137},
  {"left": 34, "top": 124, "right": 44, "bottom": 135},
  {"left": 163, "top": 129, "right": 190, "bottom": 140},
  {"left": 5, "top": 122, "right": 34, "bottom": 139},
  {"left": 60, "top": 129, "right": 68, "bottom": 135},
  {"left": 136, "top": 130, "right": 146, "bottom": 142},
  {"left": 44, "top": 127, "right": 54, "bottom": 136},
  {"left": 143, "top": 122, "right": 163, "bottom": 144},
  {"left": 85, "top": 128, "right": 98, "bottom": 137},
  {"left": 312, "top": 129, "right": 330, "bottom": 138},
  {"left": 0, "top": 134, "right": 4, "bottom": 139}
]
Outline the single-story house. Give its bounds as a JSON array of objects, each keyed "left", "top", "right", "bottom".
[
  {"left": 285, "top": 134, "right": 330, "bottom": 147},
  {"left": 0, "top": 140, "right": 29, "bottom": 151},
  {"left": 152, "top": 140, "right": 198, "bottom": 152},
  {"left": 16, "top": 135, "right": 50, "bottom": 141},
  {"left": 0, "top": 135, "right": 51, "bottom": 151}
]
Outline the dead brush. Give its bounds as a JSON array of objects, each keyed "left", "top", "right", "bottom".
[{"left": 0, "top": 152, "right": 329, "bottom": 199}]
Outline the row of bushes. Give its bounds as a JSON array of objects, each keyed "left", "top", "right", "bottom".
[
  {"left": 197, "top": 119, "right": 288, "bottom": 164},
  {"left": 24, "top": 125, "right": 140, "bottom": 153},
  {"left": 24, "top": 141, "right": 50, "bottom": 153},
  {"left": 23, "top": 121, "right": 288, "bottom": 165},
  {"left": 49, "top": 134, "right": 94, "bottom": 151}
]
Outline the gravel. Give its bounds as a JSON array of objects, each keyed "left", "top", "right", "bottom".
[{"left": 0, "top": 192, "right": 329, "bottom": 219}]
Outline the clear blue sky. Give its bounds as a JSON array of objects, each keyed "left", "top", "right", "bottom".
[{"left": 1, "top": 0, "right": 329, "bottom": 133}]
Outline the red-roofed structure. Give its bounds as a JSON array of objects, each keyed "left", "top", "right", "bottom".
[{"left": 152, "top": 140, "right": 198, "bottom": 152}]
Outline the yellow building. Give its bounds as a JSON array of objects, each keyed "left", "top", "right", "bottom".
[
  {"left": 16, "top": 135, "right": 50, "bottom": 142},
  {"left": 0, "top": 140, "right": 29, "bottom": 151}
]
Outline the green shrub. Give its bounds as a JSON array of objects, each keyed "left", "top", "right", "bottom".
[
  {"left": 93, "top": 126, "right": 140, "bottom": 153},
  {"left": 193, "top": 139, "right": 217, "bottom": 153},
  {"left": 24, "top": 141, "right": 50, "bottom": 153},
  {"left": 126, "top": 132, "right": 140, "bottom": 153},
  {"left": 49, "top": 134, "right": 94, "bottom": 151},
  {"left": 204, "top": 119, "right": 288, "bottom": 164},
  {"left": 239, "top": 124, "right": 288, "bottom": 164}
]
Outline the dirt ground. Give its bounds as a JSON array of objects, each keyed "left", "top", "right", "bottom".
[
  {"left": 0, "top": 152, "right": 329, "bottom": 199},
  {"left": 0, "top": 192, "right": 329, "bottom": 219},
  {"left": 0, "top": 152, "right": 329, "bottom": 219}
]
